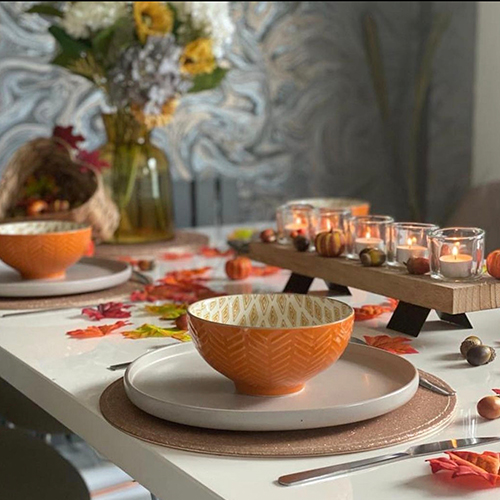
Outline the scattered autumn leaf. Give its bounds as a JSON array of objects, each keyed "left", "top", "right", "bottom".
[
  {"left": 144, "top": 303, "right": 187, "bottom": 319},
  {"left": 53, "top": 125, "right": 84, "bottom": 149},
  {"left": 427, "top": 451, "right": 500, "bottom": 486},
  {"left": 67, "top": 320, "right": 131, "bottom": 339},
  {"left": 363, "top": 334, "right": 418, "bottom": 354},
  {"left": 354, "top": 299, "right": 398, "bottom": 321},
  {"left": 160, "top": 252, "right": 194, "bottom": 260},
  {"left": 82, "top": 302, "right": 132, "bottom": 321},
  {"left": 199, "top": 246, "right": 234, "bottom": 258},
  {"left": 493, "top": 389, "right": 500, "bottom": 396},
  {"left": 122, "top": 323, "right": 191, "bottom": 341},
  {"left": 158, "top": 267, "right": 212, "bottom": 284},
  {"left": 250, "top": 265, "right": 281, "bottom": 276}
]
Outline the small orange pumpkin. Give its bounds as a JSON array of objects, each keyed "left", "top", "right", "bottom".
[
  {"left": 225, "top": 256, "right": 252, "bottom": 280},
  {"left": 487, "top": 250, "right": 500, "bottom": 279},
  {"left": 315, "top": 229, "right": 345, "bottom": 258}
]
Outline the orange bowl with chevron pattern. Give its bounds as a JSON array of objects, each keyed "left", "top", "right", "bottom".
[
  {"left": 0, "top": 221, "right": 91, "bottom": 280},
  {"left": 188, "top": 294, "right": 354, "bottom": 397}
]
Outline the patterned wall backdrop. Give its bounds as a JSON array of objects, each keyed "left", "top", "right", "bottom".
[{"left": 0, "top": 2, "right": 476, "bottom": 223}]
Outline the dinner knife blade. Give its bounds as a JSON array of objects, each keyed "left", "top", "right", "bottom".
[{"left": 278, "top": 436, "right": 500, "bottom": 486}]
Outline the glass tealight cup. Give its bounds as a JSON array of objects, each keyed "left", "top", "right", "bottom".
[
  {"left": 428, "top": 227, "right": 485, "bottom": 282},
  {"left": 314, "top": 208, "right": 350, "bottom": 237},
  {"left": 346, "top": 215, "right": 394, "bottom": 259},
  {"left": 276, "top": 203, "right": 315, "bottom": 245},
  {"left": 388, "top": 222, "right": 439, "bottom": 267}
]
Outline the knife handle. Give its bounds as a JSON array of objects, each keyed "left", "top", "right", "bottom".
[{"left": 278, "top": 452, "right": 409, "bottom": 486}]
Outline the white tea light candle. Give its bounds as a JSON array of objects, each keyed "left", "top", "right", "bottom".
[
  {"left": 396, "top": 237, "right": 427, "bottom": 264},
  {"left": 355, "top": 230, "right": 384, "bottom": 255},
  {"left": 439, "top": 245, "right": 473, "bottom": 279}
]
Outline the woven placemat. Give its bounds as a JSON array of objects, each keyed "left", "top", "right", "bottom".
[
  {"left": 100, "top": 371, "right": 456, "bottom": 458},
  {"left": 0, "top": 280, "right": 139, "bottom": 310},
  {"left": 95, "top": 231, "right": 209, "bottom": 259}
]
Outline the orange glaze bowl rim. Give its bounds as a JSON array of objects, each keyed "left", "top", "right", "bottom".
[
  {"left": 187, "top": 293, "right": 354, "bottom": 331},
  {"left": 0, "top": 220, "right": 91, "bottom": 236}
]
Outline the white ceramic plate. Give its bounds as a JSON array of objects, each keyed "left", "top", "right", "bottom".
[
  {"left": 0, "top": 257, "right": 132, "bottom": 297},
  {"left": 124, "top": 342, "right": 419, "bottom": 431}
]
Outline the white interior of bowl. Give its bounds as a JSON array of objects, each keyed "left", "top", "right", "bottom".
[
  {"left": 0, "top": 221, "right": 89, "bottom": 235},
  {"left": 188, "top": 294, "right": 353, "bottom": 329},
  {"left": 287, "top": 198, "right": 368, "bottom": 209}
]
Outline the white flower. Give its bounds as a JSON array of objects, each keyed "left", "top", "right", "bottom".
[
  {"left": 61, "top": 2, "right": 129, "bottom": 39},
  {"left": 172, "top": 2, "right": 235, "bottom": 59}
]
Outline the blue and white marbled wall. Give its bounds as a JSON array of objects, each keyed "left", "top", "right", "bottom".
[{"left": 0, "top": 2, "right": 476, "bottom": 224}]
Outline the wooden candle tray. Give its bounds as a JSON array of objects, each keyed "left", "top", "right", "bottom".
[{"left": 247, "top": 242, "right": 500, "bottom": 336}]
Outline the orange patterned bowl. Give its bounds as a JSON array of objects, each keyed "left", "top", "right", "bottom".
[
  {"left": 288, "top": 198, "right": 370, "bottom": 216},
  {"left": 188, "top": 294, "right": 354, "bottom": 397},
  {"left": 0, "top": 221, "right": 91, "bottom": 280}
]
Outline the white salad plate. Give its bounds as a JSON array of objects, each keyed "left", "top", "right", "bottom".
[
  {"left": 124, "top": 342, "right": 419, "bottom": 432},
  {"left": 0, "top": 257, "right": 132, "bottom": 297}
]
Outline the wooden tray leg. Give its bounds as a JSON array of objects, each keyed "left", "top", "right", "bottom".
[
  {"left": 324, "top": 281, "right": 351, "bottom": 296},
  {"left": 283, "top": 273, "right": 314, "bottom": 294},
  {"left": 386, "top": 302, "right": 431, "bottom": 337},
  {"left": 436, "top": 311, "right": 473, "bottom": 329}
]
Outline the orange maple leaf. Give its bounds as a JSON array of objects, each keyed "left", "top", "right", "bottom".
[
  {"left": 67, "top": 321, "right": 131, "bottom": 339},
  {"left": 199, "top": 246, "right": 234, "bottom": 258},
  {"left": 363, "top": 334, "right": 418, "bottom": 354},
  {"left": 354, "top": 299, "right": 398, "bottom": 321},
  {"left": 250, "top": 265, "right": 281, "bottom": 276},
  {"left": 427, "top": 451, "right": 500, "bottom": 486}
]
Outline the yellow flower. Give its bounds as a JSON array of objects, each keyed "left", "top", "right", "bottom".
[
  {"left": 134, "top": 2, "right": 173, "bottom": 44},
  {"left": 131, "top": 99, "right": 179, "bottom": 129},
  {"left": 180, "top": 38, "right": 216, "bottom": 75}
]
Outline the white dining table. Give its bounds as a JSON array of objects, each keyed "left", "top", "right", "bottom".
[{"left": 1, "top": 224, "right": 500, "bottom": 500}]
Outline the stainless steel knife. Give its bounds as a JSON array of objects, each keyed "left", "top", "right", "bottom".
[{"left": 278, "top": 436, "right": 500, "bottom": 486}]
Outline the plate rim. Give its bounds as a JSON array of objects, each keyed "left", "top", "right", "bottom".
[
  {"left": 0, "top": 257, "right": 132, "bottom": 297},
  {"left": 124, "top": 342, "right": 419, "bottom": 429}
]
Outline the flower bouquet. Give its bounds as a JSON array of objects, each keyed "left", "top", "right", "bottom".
[{"left": 27, "top": 2, "right": 234, "bottom": 243}]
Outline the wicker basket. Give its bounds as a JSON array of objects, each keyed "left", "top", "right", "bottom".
[{"left": 0, "top": 138, "right": 119, "bottom": 241}]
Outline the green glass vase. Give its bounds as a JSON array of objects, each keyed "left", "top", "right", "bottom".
[{"left": 100, "top": 111, "right": 175, "bottom": 243}]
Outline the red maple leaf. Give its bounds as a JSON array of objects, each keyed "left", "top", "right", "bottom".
[
  {"left": 199, "top": 246, "right": 234, "bottom": 258},
  {"left": 250, "top": 265, "right": 281, "bottom": 276},
  {"left": 493, "top": 389, "right": 500, "bottom": 396},
  {"left": 427, "top": 451, "right": 500, "bottom": 486},
  {"left": 53, "top": 125, "right": 84, "bottom": 149},
  {"left": 81, "top": 302, "right": 132, "bottom": 321},
  {"left": 67, "top": 320, "right": 131, "bottom": 339},
  {"left": 363, "top": 334, "right": 418, "bottom": 354},
  {"left": 160, "top": 252, "right": 194, "bottom": 260},
  {"left": 77, "top": 149, "right": 110, "bottom": 172}
]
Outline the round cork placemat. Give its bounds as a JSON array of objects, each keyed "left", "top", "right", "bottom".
[
  {"left": 0, "top": 280, "right": 138, "bottom": 310},
  {"left": 100, "top": 371, "right": 456, "bottom": 458},
  {"left": 95, "top": 231, "right": 209, "bottom": 259}
]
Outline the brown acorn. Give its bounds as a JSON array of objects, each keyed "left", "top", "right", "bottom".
[
  {"left": 293, "top": 235, "right": 310, "bottom": 252},
  {"left": 405, "top": 257, "right": 430, "bottom": 275},
  {"left": 466, "top": 345, "right": 496, "bottom": 366},
  {"left": 137, "top": 259, "right": 156, "bottom": 271},
  {"left": 260, "top": 228, "right": 276, "bottom": 243},
  {"left": 477, "top": 395, "right": 500, "bottom": 420},
  {"left": 359, "top": 247, "right": 386, "bottom": 267}
]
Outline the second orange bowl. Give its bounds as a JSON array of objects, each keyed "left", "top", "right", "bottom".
[{"left": 188, "top": 293, "right": 354, "bottom": 397}]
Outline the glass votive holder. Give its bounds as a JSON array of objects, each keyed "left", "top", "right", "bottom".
[
  {"left": 388, "top": 222, "right": 439, "bottom": 267},
  {"left": 276, "top": 203, "right": 315, "bottom": 245},
  {"left": 428, "top": 227, "right": 485, "bottom": 282},
  {"left": 346, "top": 215, "right": 394, "bottom": 259},
  {"left": 314, "top": 208, "right": 351, "bottom": 236}
]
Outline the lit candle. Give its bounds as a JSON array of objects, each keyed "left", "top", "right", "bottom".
[
  {"left": 396, "top": 237, "right": 427, "bottom": 264},
  {"left": 439, "top": 245, "right": 473, "bottom": 279},
  {"left": 355, "top": 230, "right": 383, "bottom": 255},
  {"left": 285, "top": 216, "right": 308, "bottom": 237}
]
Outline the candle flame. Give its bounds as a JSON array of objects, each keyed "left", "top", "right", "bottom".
[
  {"left": 452, "top": 245, "right": 458, "bottom": 258},
  {"left": 407, "top": 238, "right": 413, "bottom": 248},
  {"left": 366, "top": 230, "right": 371, "bottom": 239}
]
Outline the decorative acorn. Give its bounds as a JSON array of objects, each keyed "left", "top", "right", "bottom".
[
  {"left": 315, "top": 229, "right": 345, "bottom": 258},
  {"left": 477, "top": 394, "right": 500, "bottom": 420},
  {"left": 359, "top": 247, "right": 386, "bottom": 267},
  {"left": 405, "top": 257, "right": 430, "bottom": 275},
  {"left": 225, "top": 256, "right": 252, "bottom": 280},
  {"left": 293, "top": 235, "right": 310, "bottom": 252},
  {"left": 260, "top": 228, "right": 276, "bottom": 243}
]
